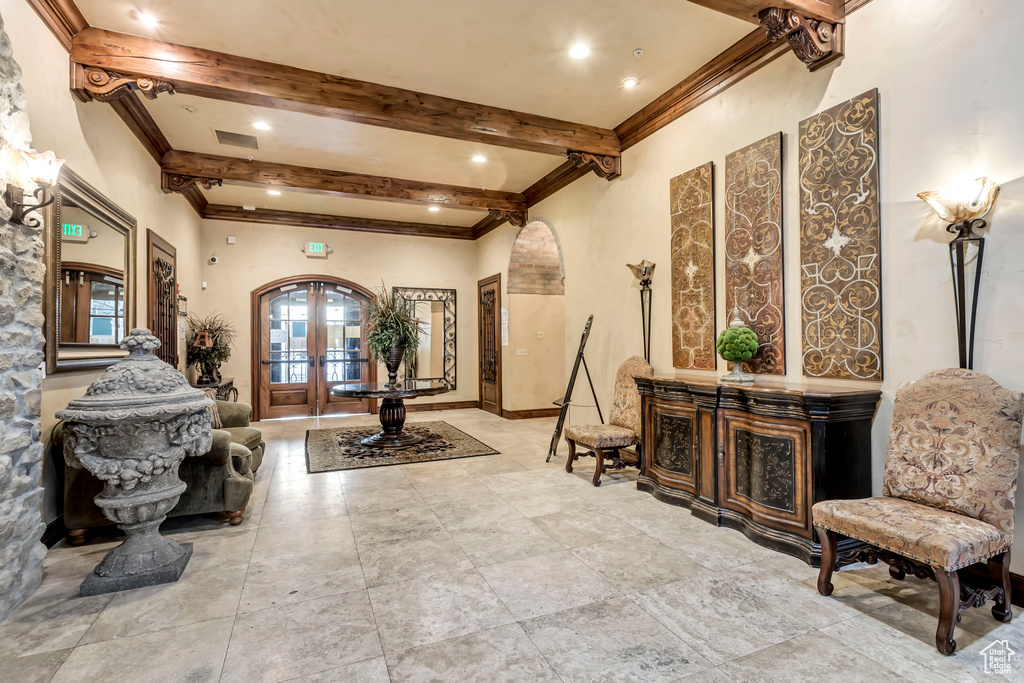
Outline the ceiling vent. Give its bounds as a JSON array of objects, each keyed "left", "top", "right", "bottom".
[{"left": 214, "top": 129, "right": 259, "bottom": 150}]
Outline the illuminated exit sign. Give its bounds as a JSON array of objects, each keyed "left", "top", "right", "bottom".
[
  {"left": 303, "top": 241, "right": 331, "bottom": 258},
  {"left": 62, "top": 223, "right": 91, "bottom": 244}
]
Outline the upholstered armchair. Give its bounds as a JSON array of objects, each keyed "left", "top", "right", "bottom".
[
  {"left": 813, "top": 369, "right": 1024, "bottom": 655},
  {"left": 565, "top": 356, "right": 654, "bottom": 486}
]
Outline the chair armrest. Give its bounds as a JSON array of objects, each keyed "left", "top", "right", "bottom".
[
  {"left": 217, "top": 401, "right": 252, "bottom": 428},
  {"left": 201, "top": 429, "right": 234, "bottom": 465}
]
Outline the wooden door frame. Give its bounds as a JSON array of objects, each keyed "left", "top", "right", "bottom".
[
  {"left": 146, "top": 230, "right": 177, "bottom": 367},
  {"left": 477, "top": 273, "right": 502, "bottom": 415},
  {"left": 251, "top": 274, "right": 377, "bottom": 421}
]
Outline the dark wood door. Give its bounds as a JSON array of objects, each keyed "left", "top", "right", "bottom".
[
  {"left": 147, "top": 230, "right": 177, "bottom": 366},
  {"left": 256, "top": 279, "right": 375, "bottom": 420},
  {"left": 478, "top": 274, "right": 501, "bottom": 415}
]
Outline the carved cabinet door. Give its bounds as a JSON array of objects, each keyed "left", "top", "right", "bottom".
[
  {"left": 643, "top": 399, "right": 699, "bottom": 499},
  {"left": 718, "top": 409, "right": 812, "bottom": 539}
]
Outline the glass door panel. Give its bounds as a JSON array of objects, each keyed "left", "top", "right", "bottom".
[
  {"left": 260, "top": 286, "right": 316, "bottom": 418},
  {"left": 319, "top": 288, "right": 371, "bottom": 415}
]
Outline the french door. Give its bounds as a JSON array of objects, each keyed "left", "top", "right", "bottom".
[
  {"left": 478, "top": 274, "right": 502, "bottom": 416},
  {"left": 255, "top": 279, "right": 375, "bottom": 419}
]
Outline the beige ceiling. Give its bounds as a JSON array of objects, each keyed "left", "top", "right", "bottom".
[{"left": 76, "top": 1, "right": 753, "bottom": 229}]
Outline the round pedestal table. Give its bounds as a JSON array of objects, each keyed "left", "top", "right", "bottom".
[{"left": 330, "top": 381, "right": 449, "bottom": 448}]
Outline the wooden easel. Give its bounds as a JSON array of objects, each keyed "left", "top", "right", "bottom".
[{"left": 546, "top": 314, "right": 603, "bottom": 462}]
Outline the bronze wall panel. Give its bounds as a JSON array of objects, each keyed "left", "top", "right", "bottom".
[
  {"left": 724, "top": 132, "right": 785, "bottom": 374},
  {"left": 670, "top": 162, "right": 716, "bottom": 369},
  {"left": 798, "top": 89, "right": 882, "bottom": 380}
]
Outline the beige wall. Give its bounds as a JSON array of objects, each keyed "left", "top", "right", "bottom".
[
  {"left": 199, "top": 220, "right": 479, "bottom": 408},
  {"left": 481, "top": 0, "right": 1024, "bottom": 567},
  {"left": 506, "top": 294, "right": 565, "bottom": 412},
  {"left": 6, "top": 1, "right": 205, "bottom": 523}
]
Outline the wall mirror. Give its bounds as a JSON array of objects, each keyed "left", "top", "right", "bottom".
[
  {"left": 44, "top": 167, "right": 137, "bottom": 373},
  {"left": 392, "top": 287, "right": 456, "bottom": 388}
]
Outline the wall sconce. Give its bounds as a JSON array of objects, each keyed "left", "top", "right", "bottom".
[
  {"left": 917, "top": 177, "right": 1000, "bottom": 369},
  {"left": 4, "top": 148, "right": 65, "bottom": 228},
  {"left": 627, "top": 260, "right": 655, "bottom": 363}
]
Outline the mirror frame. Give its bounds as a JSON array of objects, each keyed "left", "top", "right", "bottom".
[
  {"left": 44, "top": 167, "right": 138, "bottom": 374},
  {"left": 392, "top": 287, "right": 456, "bottom": 388}
]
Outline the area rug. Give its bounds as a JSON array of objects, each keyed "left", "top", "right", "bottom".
[{"left": 305, "top": 421, "right": 500, "bottom": 473}]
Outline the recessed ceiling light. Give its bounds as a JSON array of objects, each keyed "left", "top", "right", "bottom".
[
  {"left": 252, "top": 121, "right": 271, "bottom": 131},
  {"left": 428, "top": 206, "right": 440, "bottom": 212},
  {"left": 622, "top": 77, "right": 638, "bottom": 89},
  {"left": 137, "top": 12, "right": 159, "bottom": 27},
  {"left": 472, "top": 155, "right": 487, "bottom": 163},
  {"left": 267, "top": 190, "right": 281, "bottom": 195},
  {"left": 569, "top": 45, "right": 590, "bottom": 60}
]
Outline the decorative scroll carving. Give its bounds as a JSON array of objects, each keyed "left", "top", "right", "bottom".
[
  {"left": 733, "top": 429, "right": 795, "bottom": 512},
  {"left": 759, "top": 8, "right": 844, "bottom": 72},
  {"left": 161, "top": 172, "right": 223, "bottom": 194},
  {"left": 81, "top": 67, "right": 176, "bottom": 102},
  {"left": 724, "top": 132, "right": 785, "bottom": 375},
  {"left": 393, "top": 287, "right": 457, "bottom": 389},
  {"left": 799, "top": 89, "right": 882, "bottom": 380},
  {"left": 670, "top": 162, "right": 716, "bottom": 370},
  {"left": 652, "top": 412, "right": 694, "bottom": 476},
  {"left": 487, "top": 209, "right": 529, "bottom": 228},
  {"left": 566, "top": 151, "right": 622, "bottom": 180}
]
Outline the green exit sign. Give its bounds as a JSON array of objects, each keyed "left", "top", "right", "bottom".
[
  {"left": 63, "top": 223, "right": 83, "bottom": 236},
  {"left": 62, "top": 223, "right": 90, "bottom": 243},
  {"left": 305, "top": 241, "right": 329, "bottom": 258}
]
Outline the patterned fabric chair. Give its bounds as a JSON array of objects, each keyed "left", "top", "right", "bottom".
[
  {"left": 813, "top": 368, "right": 1024, "bottom": 655},
  {"left": 565, "top": 356, "right": 653, "bottom": 486}
]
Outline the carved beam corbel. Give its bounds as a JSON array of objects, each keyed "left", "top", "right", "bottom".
[
  {"left": 72, "top": 66, "right": 176, "bottom": 103},
  {"left": 487, "top": 209, "right": 529, "bottom": 228},
  {"left": 161, "top": 172, "right": 223, "bottom": 195},
  {"left": 758, "top": 8, "right": 844, "bottom": 72},
  {"left": 566, "top": 151, "right": 622, "bottom": 180}
]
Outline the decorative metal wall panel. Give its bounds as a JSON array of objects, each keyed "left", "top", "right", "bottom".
[
  {"left": 724, "top": 133, "right": 786, "bottom": 374},
  {"left": 798, "top": 89, "right": 882, "bottom": 380},
  {"left": 652, "top": 411, "right": 694, "bottom": 476},
  {"left": 734, "top": 429, "right": 796, "bottom": 513},
  {"left": 670, "top": 162, "right": 716, "bottom": 370}
]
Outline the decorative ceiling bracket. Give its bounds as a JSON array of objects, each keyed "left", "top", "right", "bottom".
[
  {"left": 161, "top": 172, "right": 223, "bottom": 194},
  {"left": 758, "top": 8, "right": 844, "bottom": 72},
  {"left": 488, "top": 209, "right": 529, "bottom": 228},
  {"left": 75, "top": 66, "right": 176, "bottom": 102},
  {"left": 566, "top": 151, "right": 622, "bottom": 180}
]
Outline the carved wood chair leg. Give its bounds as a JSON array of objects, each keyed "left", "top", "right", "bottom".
[
  {"left": 935, "top": 568, "right": 960, "bottom": 655},
  {"left": 592, "top": 448, "right": 605, "bottom": 487},
  {"left": 889, "top": 565, "right": 906, "bottom": 581},
  {"left": 227, "top": 508, "right": 245, "bottom": 526},
  {"left": 988, "top": 551, "right": 1013, "bottom": 623},
  {"left": 815, "top": 527, "right": 838, "bottom": 596},
  {"left": 565, "top": 439, "right": 576, "bottom": 473},
  {"left": 67, "top": 528, "right": 87, "bottom": 546}
]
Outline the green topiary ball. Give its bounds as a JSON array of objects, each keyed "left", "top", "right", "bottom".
[{"left": 716, "top": 326, "right": 759, "bottom": 363}]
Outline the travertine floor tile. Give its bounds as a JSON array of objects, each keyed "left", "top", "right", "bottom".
[
  {"left": 357, "top": 529, "right": 474, "bottom": 587},
  {"left": 285, "top": 656, "right": 390, "bottom": 682},
  {"left": 448, "top": 518, "right": 564, "bottom": 566},
  {"left": 531, "top": 506, "right": 643, "bottom": 548},
  {"left": 570, "top": 533, "right": 702, "bottom": 592}
]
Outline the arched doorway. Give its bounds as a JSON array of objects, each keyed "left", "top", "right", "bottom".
[{"left": 251, "top": 276, "right": 377, "bottom": 420}]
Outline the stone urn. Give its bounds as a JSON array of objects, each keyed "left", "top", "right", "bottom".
[{"left": 56, "top": 329, "right": 214, "bottom": 596}]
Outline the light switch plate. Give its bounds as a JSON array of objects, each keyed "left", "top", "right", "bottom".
[
  {"left": 226, "top": 236, "right": 236, "bottom": 244},
  {"left": 516, "top": 348, "right": 528, "bottom": 356}
]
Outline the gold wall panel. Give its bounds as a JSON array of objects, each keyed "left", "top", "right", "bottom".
[{"left": 670, "top": 162, "right": 716, "bottom": 369}]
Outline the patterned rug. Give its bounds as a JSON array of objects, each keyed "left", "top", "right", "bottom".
[{"left": 304, "top": 421, "right": 500, "bottom": 473}]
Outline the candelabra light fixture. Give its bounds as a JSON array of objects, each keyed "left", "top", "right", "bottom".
[
  {"left": 3, "top": 148, "right": 65, "bottom": 227},
  {"left": 627, "top": 260, "right": 655, "bottom": 363},
  {"left": 917, "top": 177, "right": 1000, "bottom": 369}
]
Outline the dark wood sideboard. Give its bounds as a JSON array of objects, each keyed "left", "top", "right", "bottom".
[{"left": 635, "top": 374, "right": 880, "bottom": 567}]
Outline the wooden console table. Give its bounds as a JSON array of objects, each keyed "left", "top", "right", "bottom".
[{"left": 635, "top": 374, "right": 880, "bottom": 567}]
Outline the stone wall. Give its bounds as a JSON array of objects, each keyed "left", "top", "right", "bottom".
[
  {"left": 507, "top": 222, "right": 564, "bottom": 295},
  {"left": 0, "top": 12, "right": 48, "bottom": 622}
]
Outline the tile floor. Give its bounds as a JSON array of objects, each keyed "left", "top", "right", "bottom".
[{"left": 2, "top": 409, "right": 1023, "bottom": 682}]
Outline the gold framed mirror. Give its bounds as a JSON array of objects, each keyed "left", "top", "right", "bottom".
[{"left": 44, "top": 167, "right": 137, "bottom": 374}]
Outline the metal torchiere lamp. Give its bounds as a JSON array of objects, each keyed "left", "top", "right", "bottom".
[
  {"left": 627, "top": 260, "right": 655, "bottom": 363},
  {"left": 917, "top": 177, "right": 1000, "bottom": 369}
]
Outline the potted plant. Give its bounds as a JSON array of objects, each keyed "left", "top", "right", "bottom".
[
  {"left": 186, "top": 313, "right": 236, "bottom": 385},
  {"left": 716, "top": 308, "right": 759, "bottom": 384},
  {"left": 366, "top": 284, "right": 420, "bottom": 387}
]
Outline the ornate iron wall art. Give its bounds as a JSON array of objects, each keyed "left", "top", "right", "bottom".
[
  {"left": 153, "top": 257, "right": 176, "bottom": 366},
  {"left": 670, "top": 162, "right": 716, "bottom": 370},
  {"left": 799, "top": 89, "right": 882, "bottom": 380},
  {"left": 733, "top": 429, "right": 796, "bottom": 513},
  {"left": 393, "top": 287, "right": 457, "bottom": 388},
  {"left": 724, "top": 133, "right": 785, "bottom": 375}
]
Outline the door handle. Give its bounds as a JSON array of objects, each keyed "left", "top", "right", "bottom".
[
  {"left": 308, "top": 356, "right": 315, "bottom": 367},
  {"left": 320, "top": 355, "right": 326, "bottom": 367}
]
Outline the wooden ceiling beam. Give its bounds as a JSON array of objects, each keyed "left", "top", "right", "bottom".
[
  {"left": 69, "top": 28, "right": 621, "bottom": 158},
  {"left": 160, "top": 150, "right": 526, "bottom": 213},
  {"left": 202, "top": 205, "right": 475, "bottom": 241},
  {"left": 687, "top": 0, "right": 844, "bottom": 24}
]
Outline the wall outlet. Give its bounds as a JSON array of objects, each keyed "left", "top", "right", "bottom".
[
  {"left": 536, "top": 331, "right": 545, "bottom": 339},
  {"left": 516, "top": 348, "right": 528, "bottom": 356}
]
